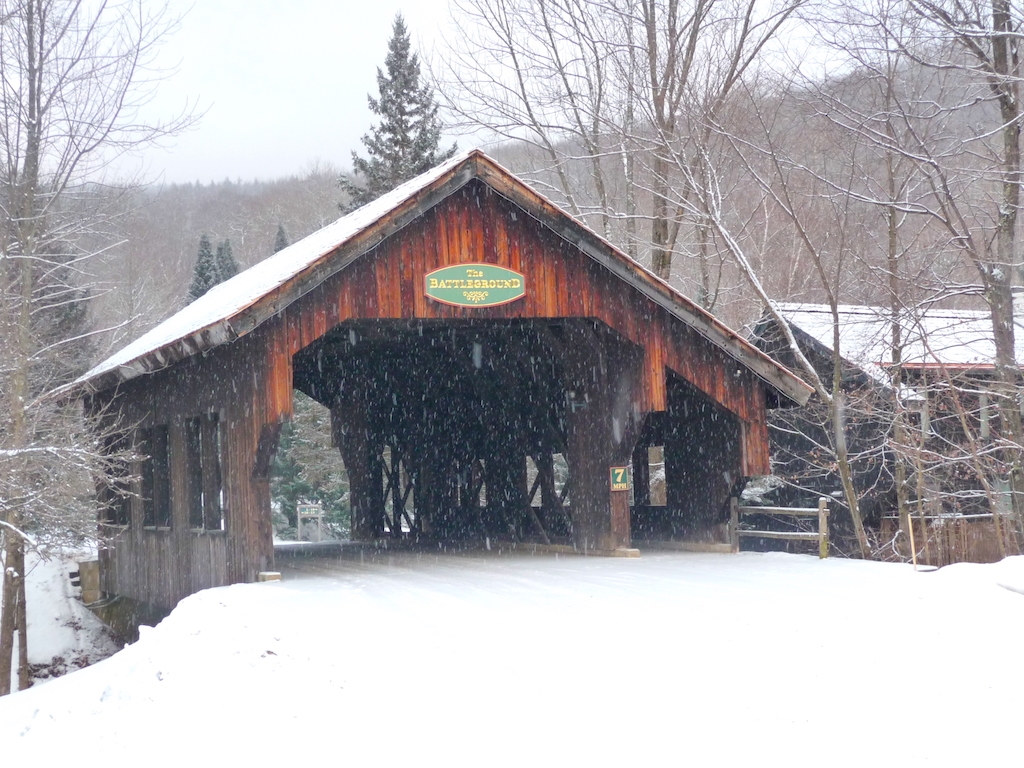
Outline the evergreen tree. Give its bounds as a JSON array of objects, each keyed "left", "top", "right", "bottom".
[
  {"left": 188, "top": 236, "right": 239, "bottom": 303},
  {"left": 188, "top": 234, "right": 218, "bottom": 302},
  {"left": 270, "top": 392, "right": 350, "bottom": 538},
  {"left": 214, "top": 238, "right": 239, "bottom": 281},
  {"left": 273, "top": 224, "right": 290, "bottom": 254},
  {"left": 339, "top": 13, "right": 456, "bottom": 211}
]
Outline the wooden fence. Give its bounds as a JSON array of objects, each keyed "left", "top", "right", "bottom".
[{"left": 730, "top": 497, "right": 830, "bottom": 559}]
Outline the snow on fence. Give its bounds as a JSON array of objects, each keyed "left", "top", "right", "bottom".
[{"left": 730, "top": 497, "right": 830, "bottom": 559}]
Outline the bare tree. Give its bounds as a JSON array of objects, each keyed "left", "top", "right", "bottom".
[
  {"left": 697, "top": 0, "right": 1024, "bottom": 557},
  {"left": 800, "top": 0, "right": 1024, "bottom": 541},
  {"left": 437, "top": 0, "right": 803, "bottom": 307},
  {"left": 0, "top": 0, "right": 192, "bottom": 694},
  {"left": 696, "top": 100, "right": 881, "bottom": 556},
  {"left": 889, "top": 0, "right": 1024, "bottom": 538}
]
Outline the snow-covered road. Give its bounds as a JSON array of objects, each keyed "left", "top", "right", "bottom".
[{"left": 2, "top": 550, "right": 1022, "bottom": 766}]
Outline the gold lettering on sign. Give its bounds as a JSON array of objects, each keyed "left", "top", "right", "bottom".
[
  {"left": 426, "top": 278, "right": 522, "bottom": 289},
  {"left": 424, "top": 263, "right": 525, "bottom": 308}
]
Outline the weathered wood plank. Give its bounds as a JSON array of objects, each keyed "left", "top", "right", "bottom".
[
  {"left": 738, "top": 505, "right": 825, "bottom": 517},
  {"left": 736, "top": 530, "right": 821, "bottom": 541}
]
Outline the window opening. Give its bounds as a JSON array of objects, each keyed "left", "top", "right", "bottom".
[
  {"left": 648, "top": 445, "right": 666, "bottom": 506},
  {"left": 99, "top": 432, "right": 132, "bottom": 527},
  {"left": 141, "top": 425, "right": 171, "bottom": 528},
  {"left": 187, "top": 417, "right": 203, "bottom": 528},
  {"left": 187, "top": 414, "right": 224, "bottom": 531}
]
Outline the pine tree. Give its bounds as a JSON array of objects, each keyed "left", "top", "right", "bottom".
[
  {"left": 339, "top": 13, "right": 456, "bottom": 211},
  {"left": 188, "top": 236, "right": 239, "bottom": 303},
  {"left": 214, "top": 238, "right": 239, "bottom": 281},
  {"left": 273, "top": 224, "right": 290, "bottom": 254},
  {"left": 188, "top": 234, "right": 218, "bottom": 302},
  {"left": 270, "top": 392, "right": 350, "bottom": 538}
]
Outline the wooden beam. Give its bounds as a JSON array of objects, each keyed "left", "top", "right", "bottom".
[{"left": 736, "top": 530, "right": 821, "bottom": 541}]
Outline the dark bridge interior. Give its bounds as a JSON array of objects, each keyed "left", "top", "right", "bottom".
[{"left": 291, "top": 317, "right": 742, "bottom": 547}]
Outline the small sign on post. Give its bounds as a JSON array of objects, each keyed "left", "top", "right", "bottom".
[
  {"left": 609, "top": 466, "right": 631, "bottom": 492},
  {"left": 297, "top": 503, "right": 324, "bottom": 543}
]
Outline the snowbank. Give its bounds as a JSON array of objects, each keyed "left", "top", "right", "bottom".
[
  {"left": 3, "top": 551, "right": 119, "bottom": 688},
  {"left": 1, "top": 551, "right": 1021, "bottom": 766}
]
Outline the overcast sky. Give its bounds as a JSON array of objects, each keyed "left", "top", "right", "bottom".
[{"left": 132, "top": 0, "right": 460, "bottom": 185}]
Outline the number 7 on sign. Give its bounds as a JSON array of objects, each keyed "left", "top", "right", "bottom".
[{"left": 609, "top": 466, "right": 631, "bottom": 491}]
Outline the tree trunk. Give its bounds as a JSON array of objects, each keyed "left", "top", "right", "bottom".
[
  {"left": 16, "top": 545, "right": 29, "bottom": 691},
  {"left": 0, "top": 538, "right": 16, "bottom": 695},
  {"left": 832, "top": 391, "right": 870, "bottom": 558},
  {"left": 650, "top": 154, "right": 673, "bottom": 280},
  {"left": 987, "top": 278, "right": 1024, "bottom": 538},
  {"left": 991, "top": 0, "right": 1024, "bottom": 539},
  {"left": 0, "top": 0, "right": 40, "bottom": 694}
]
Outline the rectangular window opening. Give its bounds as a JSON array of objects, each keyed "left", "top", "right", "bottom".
[
  {"left": 100, "top": 431, "right": 132, "bottom": 528},
  {"left": 648, "top": 445, "right": 666, "bottom": 506},
  {"left": 552, "top": 453, "right": 569, "bottom": 505},
  {"left": 187, "top": 417, "right": 204, "bottom": 529},
  {"left": 205, "top": 414, "right": 224, "bottom": 531},
  {"left": 140, "top": 425, "right": 171, "bottom": 529},
  {"left": 187, "top": 414, "right": 224, "bottom": 531}
]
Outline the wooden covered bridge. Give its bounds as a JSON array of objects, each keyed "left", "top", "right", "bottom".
[{"left": 68, "top": 150, "right": 811, "bottom": 612}]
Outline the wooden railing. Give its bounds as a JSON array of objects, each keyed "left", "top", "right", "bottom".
[{"left": 729, "top": 497, "right": 830, "bottom": 559}]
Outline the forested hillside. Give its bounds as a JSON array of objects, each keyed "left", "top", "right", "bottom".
[{"left": 86, "top": 166, "right": 343, "bottom": 353}]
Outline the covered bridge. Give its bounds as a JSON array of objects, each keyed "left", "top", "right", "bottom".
[{"left": 68, "top": 150, "right": 811, "bottom": 612}]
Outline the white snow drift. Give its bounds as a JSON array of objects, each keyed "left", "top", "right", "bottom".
[{"left": 1, "top": 550, "right": 1021, "bottom": 767}]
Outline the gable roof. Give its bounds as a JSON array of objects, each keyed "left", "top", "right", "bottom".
[
  {"left": 64, "top": 149, "right": 810, "bottom": 406},
  {"left": 771, "top": 302, "right": 1024, "bottom": 382}
]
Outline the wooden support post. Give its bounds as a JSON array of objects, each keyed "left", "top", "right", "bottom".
[
  {"left": 610, "top": 483, "right": 630, "bottom": 547},
  {"left": 631, "top": 441, "right": 650, "bottom": 508},
  {"left": 561, "top": 324, "right": 646, "bottom": 552},
  {"left": 566, "top": 388, "right": 615, "bottom": 550},
  {"left": 730, "top": 497, "right": 740, "bottom": 554},
  {"left": 818, "top": 497, "right": 829, "bottom": 559},
  {"left": 332, "top": 397, "right": 383, "bottom": 540},
  {"left": 526, "top": 500, "right": 552, "bottom": 545}
]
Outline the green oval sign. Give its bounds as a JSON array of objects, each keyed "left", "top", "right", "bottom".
[{"left": 424, "top": 263, "right": 526, "bottom": 308}]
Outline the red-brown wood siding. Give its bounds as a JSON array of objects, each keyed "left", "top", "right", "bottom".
[
  {"left": 96, "top": 177, "right": 773, "bottom": 608},
  {"left": 273, "top": 181, "right": 768, "bottom": 459}
]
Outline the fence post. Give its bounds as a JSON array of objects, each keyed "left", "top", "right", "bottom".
[
  {"left": 818, "top": 497, "right": 829, "bottom": 559},
  {"left": 730, "top": 497, "right": 740, "bottom": 554}
]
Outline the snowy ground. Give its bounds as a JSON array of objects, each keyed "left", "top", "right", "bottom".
[
  {"left": 4, "top": 551, "right": 120, "bottom": 687},
  {"left": 1, "top": 549, "right": 1022, "bottom": 767}
]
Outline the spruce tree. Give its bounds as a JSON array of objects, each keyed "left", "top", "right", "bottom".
[
  {"left": 188, "top": 234, "right": 218, "bottom": 302},
  {"left": 188, "top": 236, "right": 241, "bottom": 303},
  {"left": 215, "top": 238, "right": 239, "bottom": 281},
  {"left": 273, "top": 224, "right": 290, "bottom": 254},
  {"left": 339, "top": 13, "right": 456, "bottom": 211}
]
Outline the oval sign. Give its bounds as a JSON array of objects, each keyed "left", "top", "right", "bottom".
[{"left": 424, "top": 263, "right": 525, "bottom": 308}]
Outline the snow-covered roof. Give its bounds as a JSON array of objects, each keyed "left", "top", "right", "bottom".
[
  {"left": 67, "top": 150, "right": 478, "bottom": 394},
  {"left": 774, "top": 302, "right": 1024, "bottom": 377},
  {"left": 62, "top": 149, "right": 811, "bottom": 405}
]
